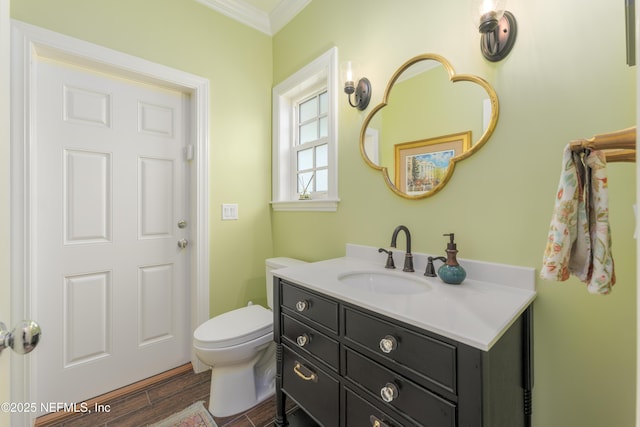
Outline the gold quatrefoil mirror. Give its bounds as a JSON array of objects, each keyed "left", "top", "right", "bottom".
[{"left": 359, "top": 54, "right": 499, "bottom": 199}]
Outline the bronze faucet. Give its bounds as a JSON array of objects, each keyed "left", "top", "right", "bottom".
[{"left": 390, "top": 225, "right": 414, "bottom": 272}]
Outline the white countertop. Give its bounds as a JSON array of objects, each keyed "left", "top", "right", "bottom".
[{"left": 273, "top": 245, "right": 536, "bottom": 351}]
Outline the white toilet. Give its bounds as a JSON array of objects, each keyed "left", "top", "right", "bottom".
[{"left": 193, "top": 257, "right": 306, "bottom": 417}]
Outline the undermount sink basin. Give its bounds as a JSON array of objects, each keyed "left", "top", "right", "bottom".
[{"left": 337, "top": 270, "right": 431, "bottom": 294}]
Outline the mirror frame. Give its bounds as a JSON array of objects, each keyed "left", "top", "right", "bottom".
[{"left": 359, "top": 53, "right": 500, "bottom": 199}]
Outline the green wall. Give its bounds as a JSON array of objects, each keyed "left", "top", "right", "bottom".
[
  {"left": 272, "top": 0, "right": 636, "bottom": 426},
  {"left": 11, "top": 0, "right": 275, "bottom": 315}
]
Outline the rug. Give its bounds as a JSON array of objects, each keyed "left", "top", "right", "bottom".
[{"left": 148, "top": 401, "right": 218, "bottom": 427}]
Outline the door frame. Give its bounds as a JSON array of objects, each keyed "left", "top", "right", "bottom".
[
  {"left": 10, "top": 20, "right": 210, "bottom": 425},
  {"left": 0, "top": 1, "right": 10, "bottom": 425}
]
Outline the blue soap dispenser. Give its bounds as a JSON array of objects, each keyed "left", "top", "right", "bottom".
[{"left": 437, "top": 233, "right": 466, "bottom": 285}]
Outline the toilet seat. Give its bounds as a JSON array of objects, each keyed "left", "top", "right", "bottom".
[{"left": 194, "top": 305, "right": 273, "bottom": 348}]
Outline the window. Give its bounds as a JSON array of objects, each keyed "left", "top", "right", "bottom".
[
  {"left": 295, "top": 90, "right": 328, "bottom": 197},
  {"left": 272, "top": 47, "right": 339, "bottom": 211}
]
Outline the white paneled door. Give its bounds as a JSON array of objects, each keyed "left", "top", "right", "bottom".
[{"left": 33, "top": 55, "right": 191, "bottom": 411}]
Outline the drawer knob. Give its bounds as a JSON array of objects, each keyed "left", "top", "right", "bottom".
[
  {"left": 295, "top": 300, "right": 309, "bottom": 312},
  {"left": 370, "top": 415, "right": 391, "bottom": 427},
  {"left": 379, "top": 335, "right": 398, "bottom": 353},
  {"left": 293, "top": 361, "right": 318, "bottom": 382},
  {"left": 296, "top": 333, "right": 310, "bottom": 347},
  {"left": 380, "top": 382, "right": 399, "bottom": 403}
]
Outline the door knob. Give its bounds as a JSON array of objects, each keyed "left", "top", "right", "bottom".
[
  {"left": 0, "top": 320, "right": 41, "bottom": 355},
  {"left": 177, "top": 239, "right": 188, "bottom": 249}
]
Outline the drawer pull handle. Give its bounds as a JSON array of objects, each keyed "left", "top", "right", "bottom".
[
  {"left": 296, "top": 333, "right": 310, "bottom": 347},
  {"left": 293, "top": 362, "right": 318, "bottom": 382},
  {"left": 370, "top": 415, "right": 391, "bottom": 427},
  {"left": 379, "top": 335, "right": 397, "bottom": 353},
  {"left": 295, "top": 300, "right": 309, "bottom": 312},
  {"left": 380, "top": 382, "right": 398, "bottom": 403}
]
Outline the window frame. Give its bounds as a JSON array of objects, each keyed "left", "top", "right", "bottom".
[{"left": 271, "top": 47, "right": 339, "bottom": 212}]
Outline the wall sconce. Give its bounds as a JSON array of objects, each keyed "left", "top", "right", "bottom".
[
  {"left": 474, "top": 0, "right": 517, "bottom": 62},
  {"left": 342, "top": 61, "right": 371, "bottom": 110}
]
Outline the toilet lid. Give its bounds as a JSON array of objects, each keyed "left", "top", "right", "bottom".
[{"left": 194, "top": 305, "right": 273, "bottom": 348}]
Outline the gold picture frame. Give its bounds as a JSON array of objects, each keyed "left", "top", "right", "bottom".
[{"left": 395, "top": 131, "right": 472, "bottom": 197}]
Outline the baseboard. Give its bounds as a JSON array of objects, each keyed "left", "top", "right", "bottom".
[{"left": 34, "top": 363, "right": 193, "bottom": 426}]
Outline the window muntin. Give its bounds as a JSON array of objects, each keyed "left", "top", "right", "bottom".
[{"left": 294, "top": 90, "right": 328, "bottom": 197}]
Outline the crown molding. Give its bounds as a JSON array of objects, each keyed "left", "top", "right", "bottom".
[
  {"left": 195, "top": 0, "right": 311, "bottom": 35},
  {"left": 269, "top": 0, "right": 311, "bottom": 34}
]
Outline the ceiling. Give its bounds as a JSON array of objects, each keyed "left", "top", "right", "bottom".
[{"left": 195, "top": 0, "right": 312, "bottom": 36}]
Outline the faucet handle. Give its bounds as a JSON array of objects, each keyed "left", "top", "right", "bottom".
[
  {"left": 425, "top": 256, "right": 446, "bottom": 277},
  {"left": 378, "top": 248, "right": 396, "bottom": 269}
]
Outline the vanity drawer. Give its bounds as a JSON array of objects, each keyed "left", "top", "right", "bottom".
[
  {"left": 344, "top": 307, "right": 457, "bottom": 394},
  {"left": 281, "top": 282, "right": 339, "bottom": 333},
  {"left": 282, "top": 314, "right": 339, "bottom": 370},
  {"left": 282, "top": 346, "right": 339, "bottom": 426},
  {"left": 345, "top": 347, "right": 456, "bottom": 427},
  {"left": 345, "top": 386, "right": 406, "bottom": 427}
]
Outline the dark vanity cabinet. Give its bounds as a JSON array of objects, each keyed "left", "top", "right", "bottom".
[{"left": 274, "top": 278, "right": 533, "bottom": 427}]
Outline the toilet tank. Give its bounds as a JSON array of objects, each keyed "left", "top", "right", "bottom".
[{"left": 265, "top": 257, "right": 307, "bottom": 309}]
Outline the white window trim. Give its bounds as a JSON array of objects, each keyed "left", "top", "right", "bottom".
[{"left": 271, "top": 46, "right": 339, "bottom": 212}]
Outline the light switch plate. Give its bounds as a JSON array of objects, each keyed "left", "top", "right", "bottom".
[{"left": 221, "top": 203, "right": 238, "bottom": 220}]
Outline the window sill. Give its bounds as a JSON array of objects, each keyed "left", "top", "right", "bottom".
[{"left": 270, "top": 199, "right": 340, "bottom": 212}]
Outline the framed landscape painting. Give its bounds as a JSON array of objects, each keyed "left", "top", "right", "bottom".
[{"left": 395, "top": 131, "right": 471, "bottom": 196}]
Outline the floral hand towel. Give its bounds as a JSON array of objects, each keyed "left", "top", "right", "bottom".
[
  {"left": 540, "top": 146, "right": 584, "bottom": 281},
  {"left": 540, "top": 145, "right": 615, "bottom": 294},
  {"left": 584, "top": 150, "right": 615, "bottom": 294}
]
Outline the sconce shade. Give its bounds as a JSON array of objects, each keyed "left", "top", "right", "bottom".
[
  {"left": 478, "top": 9, "right": 502, "bottom": 33},
  {"left": 473, "top": 0, "right": 516, "bottom": 62},
  {"left": 342, "top": 61, "right": 357, "bottom": 91},
  {"left": 475, "top": 0, "right": 506, "bottom": 33}
]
